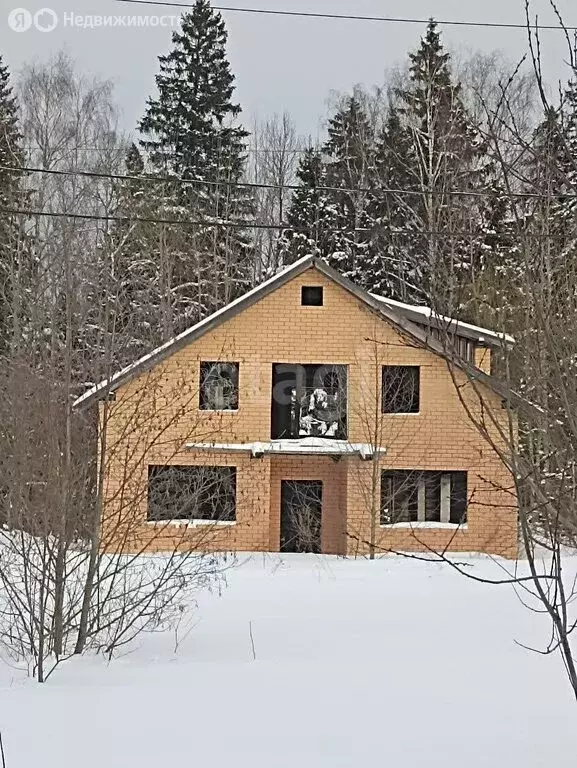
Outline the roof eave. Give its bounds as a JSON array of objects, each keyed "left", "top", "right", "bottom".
[{"left": 369, "top": 294, "right": 515, "bottom": 348}]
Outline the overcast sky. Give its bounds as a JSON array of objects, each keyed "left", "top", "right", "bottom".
[{"left": 2, "top": 0, "right": 577, "bottom": 141}]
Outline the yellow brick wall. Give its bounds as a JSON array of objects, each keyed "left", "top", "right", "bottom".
[
  {"left": 474, "top": 345, "right": 492, "bottom": 375},
  {"left": 100, "top": 265, "right": 518, "bottom": 559}
]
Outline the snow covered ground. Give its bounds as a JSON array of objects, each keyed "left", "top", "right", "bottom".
[{"left": 0, "top": 553, "right": 575, "bottom": 767}]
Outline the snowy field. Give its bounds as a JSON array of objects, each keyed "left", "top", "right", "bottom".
[{"left": 0, "top": 553, "right": 575, "bottom": 767}]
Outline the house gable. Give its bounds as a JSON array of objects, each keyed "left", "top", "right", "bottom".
[{"left": 74, "top": 255, "right": 515, "bottom": 411}]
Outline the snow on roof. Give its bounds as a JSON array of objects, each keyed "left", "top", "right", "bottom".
[{"left": 369, "top": 293, "right": 515, "bottom": 346}]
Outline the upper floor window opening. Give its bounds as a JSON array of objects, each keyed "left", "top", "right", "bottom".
[
  {"left": 271, "top": 363, "right": 347, "bottom": 440},
  {"left": 200, "top": 362, "right": 239, "bottom": 411},
  {"left": 382, "top": 365, "right": 420, "bottom": 414}
]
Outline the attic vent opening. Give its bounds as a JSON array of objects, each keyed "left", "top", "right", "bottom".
[{"left": 302, "top": 286, "right": 323, "bottom": 306}]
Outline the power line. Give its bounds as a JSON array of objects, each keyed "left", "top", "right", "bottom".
[
  {"left": 5, "top": 163, "right": 577, "bottom": 202},
  {"left": 4, "top": 162, "right": 306, "bottom": 194},
  {"left": 22, "top": 145, "right": 310, "bottom": 155},
  {"left": 115, "top": 0, "right": 577, "bottom": 31},
  {"left": 0, "top": 206, "right": 277, "bottom": 230},
  {"left": 0, "top": 205, "right": 562, "bottom": 241}
]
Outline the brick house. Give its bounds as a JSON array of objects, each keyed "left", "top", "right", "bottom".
[{"left": 75, "top": 255, "right": 519, "bottom": 559}]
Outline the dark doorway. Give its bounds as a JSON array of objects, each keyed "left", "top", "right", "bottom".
[{"left": 280, "top": 480, "right": 323, "bottom": 553}]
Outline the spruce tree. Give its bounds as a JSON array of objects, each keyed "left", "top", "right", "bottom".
[
  {"left": 107, "top": 144, "right": 170, "bottom": 364},
  {"left": 321, "top": 96, "right": 375, "bottom": 280},
  {"left": 280, "top": 147, "right": 335, "bottom": 263},
  {"left": 533, "top": 81, "right": 577, "bottom": 252},
  {"left": 140, "top": 2, "right": 247, "bottom": 183},
  {"left": 397, "top": 20, "right": 489, "bottom": 313},
  {"left": 136, "top": 0, "right": 253, "bottom": 338},
  {"left": 525, "top": 104, "right": 575, "bottom": 305},
  {"left": 0, "top": 55, "right": 25, "bottom": 353},
  {"left": 521, "top": 84, "right": 577, "bottom": 428},
  {"left": 367, "top": 107, "right": 422, "bottom": 301},
  {"left": 465, "top": 177, "right": 520, "bottom": 328},
  {"left": 281, "top": 97, "right": 375, "bottom": 281}
]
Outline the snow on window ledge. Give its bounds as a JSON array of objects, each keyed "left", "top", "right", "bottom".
[
  {"left": 198, "top": 409, "right": 240, "bottom": 414},
  {"left": 380, "top": 522, "right": 468, "bottom": 531},
  {"left": 146, "top": 519, "right": 237, "bottom": 528}
]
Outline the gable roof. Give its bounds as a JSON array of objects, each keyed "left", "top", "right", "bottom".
[
  {"left": 73, "top": 255, "right": 520, "bottom": 411},
  {"left": 370, "top": 294, "right": 515, "bottom": 347}
]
